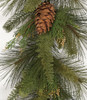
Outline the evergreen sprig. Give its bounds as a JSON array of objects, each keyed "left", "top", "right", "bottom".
[
  {"left": 0, "top": 37, "right": 38, "bottom": 86},
  {"left": 53, "top": 57, "right": 87, "bottom": 100},
  {"left": 1, "top": 0, "right": 87, "bottom": 100},
  {"left": 47, "top": 7, "right": 87, "bottom": 58},
  {"left": 36, "top": 34, "right": 54, "bottom": 85},
  {"left": 5, "top": 17, "right": 35, "bottom": 49},
  {"left": 23, "top": 0, "right": 41, "bottom": 12},
  {"left": 8, "top": 89, "right": 18, "bottom": 100},
  {"left": 0, "top": 0, "right": 42, "bottom": 14},
  {"left": 3, "top": 11, "right": 32, "bottom": 32}
]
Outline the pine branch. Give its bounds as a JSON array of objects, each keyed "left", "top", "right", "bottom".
[
  {"left": 0, "top": 37, "right": 38, "bottom": 86},
  {"left": 23, "top": 0, "right": 41, "bottom": 12},
  {"left": 54, "top": 58, "right": 81, "bottom": 84},
  {"left": 0, "top": 0, "right": 26, "bottom": 14},
  {"left": 67, "top": 25, "right": 80, "bottom": 38},
  {"left": 0, "top": 0, "right": 42, "bottom": 14},
  {"left": 53, "top": 56, "right": 87, "bottom": 100},
  {"left": 1, "top": 0, "right": 87, "bottom": 15},
  {"left": 36, "top": 34, "right": 54, "bottom": 85},
  {"left": 16, "top": 18, "right": 35, "bottom": 37},
  {"left": 52, "top": 0, "right": 87, "bottom": 13},
  {"left": 64, "top": 22, "right": 87, "bottom": 58},
  {"left": 3, "top": 11, "right": 32, "bottom": 32},
  {"left": 17, "top": 93, "right": 37, "bottom": 100},
  {"left": 8, "top": 89, "right": 18, "bottom": 100},
  {"left": 64, "top": 26, "right": 78, "bottom": 55},
  {"left": 1, "top": 0, "right": 87, "bottom": 100},
  {"left": 5, "top": 18, "right": 35, "bottom": 49},
  {"left": 51, "top": 7, "right": 87, "bottom": 58}
]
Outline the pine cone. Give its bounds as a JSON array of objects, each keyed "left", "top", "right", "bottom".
[{"left": 35, "top": 2, "right": 55, "bottom": 34}]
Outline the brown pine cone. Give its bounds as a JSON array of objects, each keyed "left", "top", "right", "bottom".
[{"left": 35, "top": 2, "right": 55, "bottom": 34}]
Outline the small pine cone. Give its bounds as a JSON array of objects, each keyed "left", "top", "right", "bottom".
[{"left": 35, "top": 2, "right": 55, "bottom": 34}]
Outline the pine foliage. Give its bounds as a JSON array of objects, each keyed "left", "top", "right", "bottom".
[
  {"left": 1, "top": 0, "right": 87, "bottom": 100},
  {"left": 3, "top": 11, "right": 32, "bottom": 32},
  {"left": 0, "top": 0, "right": 41, "bottom": 13},
  {"left": 23, "top": 0, "right": 41, "bottom": 12},
  {"left": 8, "top": 89, "right": 18, "bottom": 100},
  {"left": 0, "top": 37, "right": 37, "bottom": 86},
  {"left": 53, "top": 57, "right": 87, "bottom": 100},
  {"left": 36, "top": 35, "right": 54, "bottom": 84}
]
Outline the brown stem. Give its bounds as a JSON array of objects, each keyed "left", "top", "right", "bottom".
[
  {"left": 28, "top": 21, "right": 35, "bottom": 28},
  {"left": 67, "top": 25, "right": 80, "bottom": 38}
]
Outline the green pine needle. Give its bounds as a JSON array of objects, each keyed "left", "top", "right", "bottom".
[
  {"left": 1, "top": 0, "right": 87, "bottom": 100},
  {"left": 3, "top": 12, "right": 32, "bottom": 32},
  {"left": 36, "top": 34, "right": 54, "bottom": 85},
  {"left": 7, "top": 89, "right": 18, "bottom": 100},
  {"left": 23, "top": 0, "right": 41, "bottom": 12}
]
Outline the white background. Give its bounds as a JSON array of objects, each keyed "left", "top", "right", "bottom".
[{"left": 0, "top": 10, "right": 14, "bottom": 100}]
